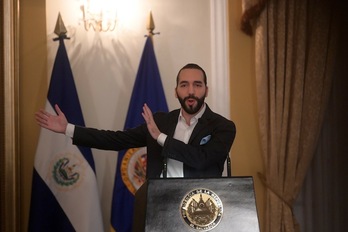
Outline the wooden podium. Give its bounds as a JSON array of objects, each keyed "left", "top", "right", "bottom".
[{"left": 133, "top": 177, "right": 260, "bottom": 232}]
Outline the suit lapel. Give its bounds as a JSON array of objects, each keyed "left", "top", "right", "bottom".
[
  {"left": 189, "top": 105, "right": 214, "bottom": 144},
  {"left": 165, "top": 109, "right": 180, "bottom": 137}
]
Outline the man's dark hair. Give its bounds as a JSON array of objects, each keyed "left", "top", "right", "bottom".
[{"left": 176, "top": 63, "right": 207, "bottom": 86}]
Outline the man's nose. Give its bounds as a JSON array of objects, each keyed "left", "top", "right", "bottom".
[{"left": 188, "top": 84, "right": 195, "bottom": 94}]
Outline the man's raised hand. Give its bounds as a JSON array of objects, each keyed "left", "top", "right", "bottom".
[
  {"left": 142, "top": 103, "right": 161, "bottom": 140},
  {"left": 35, "top": 104, "right": 68, "bottom": 134}
]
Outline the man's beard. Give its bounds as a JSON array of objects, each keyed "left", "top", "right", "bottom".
[{"left": 177, "top": 94, "right": 206, "bottom": 115}]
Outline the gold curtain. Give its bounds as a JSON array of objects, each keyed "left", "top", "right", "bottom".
[{"left": 241, "top": 0, "right": 341, "bottom": 231}]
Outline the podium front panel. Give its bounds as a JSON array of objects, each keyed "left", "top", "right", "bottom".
[{"left": 133, "top": 177, "right": 260, "bottom": 232}]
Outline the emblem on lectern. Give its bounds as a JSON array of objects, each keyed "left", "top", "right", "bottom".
[{"left": 180, "top": 188, "right": 223, "bottom": 231}]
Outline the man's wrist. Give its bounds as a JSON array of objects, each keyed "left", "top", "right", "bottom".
[
  {"left": 65, "top": 123, "right": 75, "bottom": 138},
  {"left": 157, "top": 133, "right": 167, "bottom": 146}
]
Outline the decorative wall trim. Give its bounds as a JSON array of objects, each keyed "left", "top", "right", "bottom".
[
  {"left": 1, "top": 0, "right": 20, "bottom": 231},
  {"left": 210, "top": 0, "right": 231, "bottom": 176},
  {"left": 210, "top": 0, "right": 230, "bottom": 119}
]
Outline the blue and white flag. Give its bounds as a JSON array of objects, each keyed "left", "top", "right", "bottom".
[
  {"left": 29, "top": 36, "right": 104, "bottom": 232},
  {"left": 111, "top": 36, "right": 169, "bottom": 232}
]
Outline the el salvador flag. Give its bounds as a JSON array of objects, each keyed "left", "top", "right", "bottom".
[
  {"left": 111, "top": 36, "right": 169, "bottom": 232},
  {"left": 28, "top": 35, "right": 104, "bottom": 232}
]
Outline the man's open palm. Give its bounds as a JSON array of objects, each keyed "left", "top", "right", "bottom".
[{"left": 35, "top": 104, "right": 68, "bottom": 134}]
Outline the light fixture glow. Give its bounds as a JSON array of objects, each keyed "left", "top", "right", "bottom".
[{"left": 80, "top": 0, "right": 117, "bottom": 32}]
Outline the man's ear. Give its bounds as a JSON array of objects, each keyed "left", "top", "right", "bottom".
[
  {"left": 205, "top": 86, "right": 209, "bottom": 97},
  {"left": 175, "top": 87, "right": 178, "bottom": 98}
]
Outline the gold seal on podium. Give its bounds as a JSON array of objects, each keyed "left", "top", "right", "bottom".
[{"left": 180, "top": 188, "right": 223, "bottom": 231}]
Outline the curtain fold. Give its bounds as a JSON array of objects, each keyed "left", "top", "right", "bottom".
[{"left": 241, "top": 0, "right": 340, "bottom": 231}]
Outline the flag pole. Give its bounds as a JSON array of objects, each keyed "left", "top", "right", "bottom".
[
  {"left": 111, "top": 10, "right": 168, "bottom": 231},
  {"left": 29, "top": 11, "right": 104, "bottom": 231}
]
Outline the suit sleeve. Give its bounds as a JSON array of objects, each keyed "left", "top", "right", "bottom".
[{"left": 72, "top": 125, "right": 148, "bottom": 151}]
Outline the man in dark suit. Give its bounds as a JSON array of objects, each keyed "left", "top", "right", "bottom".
[{"left": 35, "top": 63, "right": 236, "bottom": 178}]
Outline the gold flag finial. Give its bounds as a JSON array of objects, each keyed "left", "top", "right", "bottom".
[
  {"left": 146, "top": 11, "right": 155, "bottom": 35},
  {"left": 54, "top": 13, "right": 67, "bottom": 37},
  {"left": 146, "top": 11, "right": 160, "bottom": 37}
]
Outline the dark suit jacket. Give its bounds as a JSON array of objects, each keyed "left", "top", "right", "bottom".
[{"left": 72, "top": 104, "right": 236, "bottom": 178}]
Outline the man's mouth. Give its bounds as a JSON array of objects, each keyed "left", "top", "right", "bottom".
[{"left": 186, "top": 98, "right": 196, "bottom": 106}]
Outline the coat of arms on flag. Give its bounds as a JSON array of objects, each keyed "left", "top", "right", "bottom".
[
  {"left": 50, "top": 152, "right": 85, "bottom": 190},
  {"left": 121, "top": 147, "right": 147, "bottom": 194}
]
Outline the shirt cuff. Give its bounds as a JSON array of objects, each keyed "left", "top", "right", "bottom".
[
  {"left": 157, "top": 133, "right": 167, "bottom": 146},
  {"left": 65, "top": 123, "right": 75, "bottom": 138}
]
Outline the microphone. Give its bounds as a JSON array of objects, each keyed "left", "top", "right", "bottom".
[
  {"left": 162, "top": 158, "right": 167, "bottom": 178},
  {"left": 227, "top": 156, "right": 232, "bottom": 177}
]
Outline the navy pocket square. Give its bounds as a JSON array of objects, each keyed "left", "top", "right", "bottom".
[{"left": 200, "top": 135, "right": 211, "bottom": 145}]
